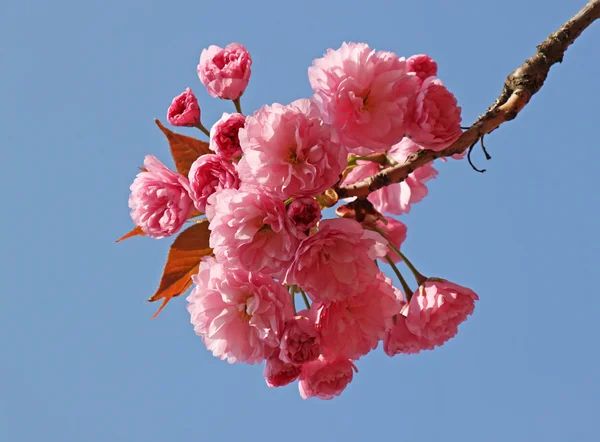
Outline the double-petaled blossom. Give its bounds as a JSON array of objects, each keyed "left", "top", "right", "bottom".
[
  {"left": 286, "top": 197, "right": 321, "bottom": 238},
  {"left": 309, "top": 42, "right": 419, "bottom": 153},
  {"left": 188, "top": 154, "right": 240, "bottom": 213},
  {"left": 187, "top": 257, "right": 294, "bottom": 364},
  {"left": 264, "top": 356, "right": 302, "bottom": 388},
  {"left": 206, "top": 188, "right": 298, "bottom": 276},
  {"left": 279, "top": 313, "right": 320, "bottom": 365},
  {"left": 237, "top": 99, "right": 347, "bottom": 199},
  {"left": 209, "top": 113, "right": 246, "bottom": 160},
  {"left": 298, "top": 356, "right": 357, "bottom": 400},
  {"left": 406, "top": 54, "right": 438, "bottom": 83},
  {"left": 128, "top": 155, "right": 194, "bottom": 238},
  {"left": 197, "top": 43, "right": 252, "bottom": 100},
  {"left": 405, "top": 278, "right": 478, "bottom": 345},
  {"left": 285, "top": 218, "right": 388, "bottom": 303}
]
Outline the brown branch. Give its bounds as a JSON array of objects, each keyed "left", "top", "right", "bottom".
[{"left": 336, "top": 0, "right": 600, "bottom": 199}]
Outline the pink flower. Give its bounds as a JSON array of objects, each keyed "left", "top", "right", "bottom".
[
  {"left": 209, "top": 113, "right": 246, "bottom": 160},
  {"left": 264, "top": 356, "right": 302, "bottom": 388},
  {"left": 309, "top": 42, "right": 419, "bottom": 153},
  {"left": 315, "top": 273, "right": 400, "bottom": 360},
  {"left": 167, "top": 87, "right": 201, "bottom": 127},
  {"left": 342, "top": 138, "right": 437, "bottom": 215},
  {"left": 407, "top": 77, "right": 462, "bottom": 151},
  {"left": 406, "top": 278, "right": 479, "bottom": 344},
  {"left": 374, "top": 217, "right": 407, "bottom": 264},
  {"left": 128, "top": 155, "right": 194, "bottom": 239},
  {"left": 187, "top": 257, "right": 294, "bottom": 364},
  {"left": 237, "top": 99, "right": 346, "bottom": 199},
  {"left": 406, "top": 54, "right": 438, "bottom": 82},
  {"left": 298, "top": 356, "right": 357, "bottom": 400},
  {"left": 285, "top": 218, "right": 388, "bottom": 303},
  {"left": 287, "top": 197, "right": 321, "bottom": 237},
  {"left": 188, "top": 154, "right": 240, "bottom": 213},
  {"left": 206, "top": 188, "right": 298, "bottom": 276},
  {"left": 197, "top": 43, "right": 252, "bottom": 100},
  {"left": 279, "top": 313, "right": 320, "bottom": 365},
  {"left": 384, "top": 312, "right": 436, "bottom": 356}
]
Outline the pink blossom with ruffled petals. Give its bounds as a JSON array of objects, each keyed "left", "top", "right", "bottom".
[
  {"left": 197, "top": 43, "right": 252, "bottom": 100},
  {"left": 384, "top": 312, "right": 436, "bottom": 356},
  {"left": 406, "top": 278, "right": 478, "bottom": 344},
  {"left": 187, "top": 257, "right": 294, "bottom": 364},
  {"left": 279, "top": 313, "right": 320, "bottom": 365},
  {"left": 298, "top": 356, "right": 357, "bottom": 400},
  {"left": 342, "top": 138, "right": 437, "bottom": 215},
  {"left": 167, "top": 87, "right": 201, "bottom": 127},
  {"left": 188, "top": 154, "right": 240, "bottom": 213},
  {"left": 264, "top": 356, "right": 302, "bottom": 387},
  {"left": 407, "top": 77, "right": 462, "bottom": 151},
  {"left": 285, "top": 218, "right": 388, "bottom": 303},
  {"left": 128, "top": 155, "right": 194, "bottom": 239},
  {"left": 206, "top": 188, "right": 298, "bottom": 276},
  {"left": 287, "top": 197, "right": 321, "bottom": 238},
  {"left": 237, "top": 99, "right": 346, "bottom": 199},
  {"left": 315, "top": 273, "right": 400, "bottom": 360},
  {"left": 374, "top": 217, "right": 407, "bottom": 264},
  {"left": 209, "top": 113, "right": 246, "bottom": 160},
  {"left": 309, "top": 42, "right": 419, "bottom": 153},
  {"left": 406, "top": 54, "right": 438, "bottom": 82}
]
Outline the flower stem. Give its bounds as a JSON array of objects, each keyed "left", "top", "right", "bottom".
[
  {"left": 368, "top": 226, "right": 428, "bottom": 286},
  {"left": 385, "top": 256, "right": 414, "bottom": 302},
  {"left": 288, "top": 286, "right": 297, "bottom": 315},
  {"left": 298, "top": 287, "right": 311, "bottom": 311},
  {"left": 232, "top": 97, "right": 243, "bottom": 114},
  {"left": 196, "top": 122, "right": 211, "bottom": 137}
]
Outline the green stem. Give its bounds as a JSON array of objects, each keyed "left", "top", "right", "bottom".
[
  {"left": 288, "top": 286, "right": 297, "bottom": 315},
  {"left": 298, "top": 288, "right": 311, "bottom": 311},
  {"left": 368, "top": 226, "right": 428, "bottom": 286},
  {"left": 196, "top": 122, "right": 211, "bottom": 137},
  {"left": 232, "top": 97, "right": 243, "bottom": 114},
  {"left": 385, "top": 256, "right": 414, "bottom": 302}
]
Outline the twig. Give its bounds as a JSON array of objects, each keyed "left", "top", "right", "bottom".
[{"left": 336, "top": 0, "right": 600, "bottom": 198}]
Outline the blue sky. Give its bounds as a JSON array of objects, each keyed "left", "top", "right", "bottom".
[{"left": 2, "top": 0, "right": 599, "bottom": 441}]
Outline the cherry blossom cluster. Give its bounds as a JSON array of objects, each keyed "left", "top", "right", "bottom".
[{"left": 127, "top": 42, "right": 478, "bottom": 400}]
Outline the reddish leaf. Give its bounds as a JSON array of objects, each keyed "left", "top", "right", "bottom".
[
  {"left": 155, "top": 119, "right": 211, "bottom": 177},
  {"left": 116, "top": 226, "right": 146, "bottom": 242},
  {"left": 148, "top": 220, "right": 212, "bottom": 318}
]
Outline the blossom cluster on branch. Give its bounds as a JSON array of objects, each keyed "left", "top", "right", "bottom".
[{"left": 122, "top": 41, "right": 479, "bottom": 400}]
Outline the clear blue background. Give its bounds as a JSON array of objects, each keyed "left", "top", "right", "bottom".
[{"left": 2, "top": 1, "right": 599, "bottom": 441}]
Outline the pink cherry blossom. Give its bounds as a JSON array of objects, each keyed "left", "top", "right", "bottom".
[
  {"left": 188, "top": 154, "right": 240, "bottom": 213},
  {"left": 342, "top": 138, "right": 438, "bottom": 215},
  {"left": 187, "top": 257, "right": 294, "bottom": 364},
  {"left": 237, "top": 99, "right": 346, "bottom": 199},
  {"left": 298, "top": 356, "right": 357, "bottom": 400},
  {"left": 315, "top": 273, "right": 400, "bottom": 360},
  {"left": 167, "top": 87, "right": 201, "bottom": 127},
  {"left": 373, "top": 217, "right": 407, "bottom": 264},
  {"left": 406, "top": 278, "right": 479, "bottom": 343},
  {"left": 264, "top": 356, "right": 302, "bottom": 388},
  {"left": 128, "top": 155, "right": 194, "bottom": 239},
  {"left": 209, "top": 112, "right": 246, "bottom": 160},
  {"left": 279, "top": 313, "right": 320, "bottom": 365},
  {"left": 287, "top": 197, "right": 321, "bottom": 237},
  {"left": 206, "top": 188, "right": 298, "bottom": 276},
  {"left": 197, "top": 43, "right": 252, "bottom": 100},
  {"left": 407, "top": 77, "right": 462, "bottom": 151},
  {"left": 285, "top": 218, "right": 388, "bottom": 303},
  {"left": 309, "top": 42, "right": 419, "bottom": 153},
  {"left": 384, "top": 312, "right": 436, "bottom": 356},
  {"left": 406, "top": 54, "right": 438, "bottom": 82}
]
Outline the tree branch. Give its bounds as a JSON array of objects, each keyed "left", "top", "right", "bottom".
[{"left": 336, "top": 0, "right": 600, "bottom": 199}]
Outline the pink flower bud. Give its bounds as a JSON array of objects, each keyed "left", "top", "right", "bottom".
[
  {"left": 167, "top": 88, "right": 200, "bottom": 127},
  {"left": 188, "top": 154, "right": 240, "bottom": 213},
  {"left": 287, "top": 197, "right": 321, "bottom": 235},
  {"left": 406, "top": 54, "right": 438, "bottom": 82},
  {"left": 279, "top": 314, "right": 320, "bottom": 365},
  {"left": 197, "top": 43, "right": 252, "bottom": 100}
]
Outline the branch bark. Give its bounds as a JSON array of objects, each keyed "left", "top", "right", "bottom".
[{"left": 336, "top": 0, "right": 600, "bottom": 199}]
